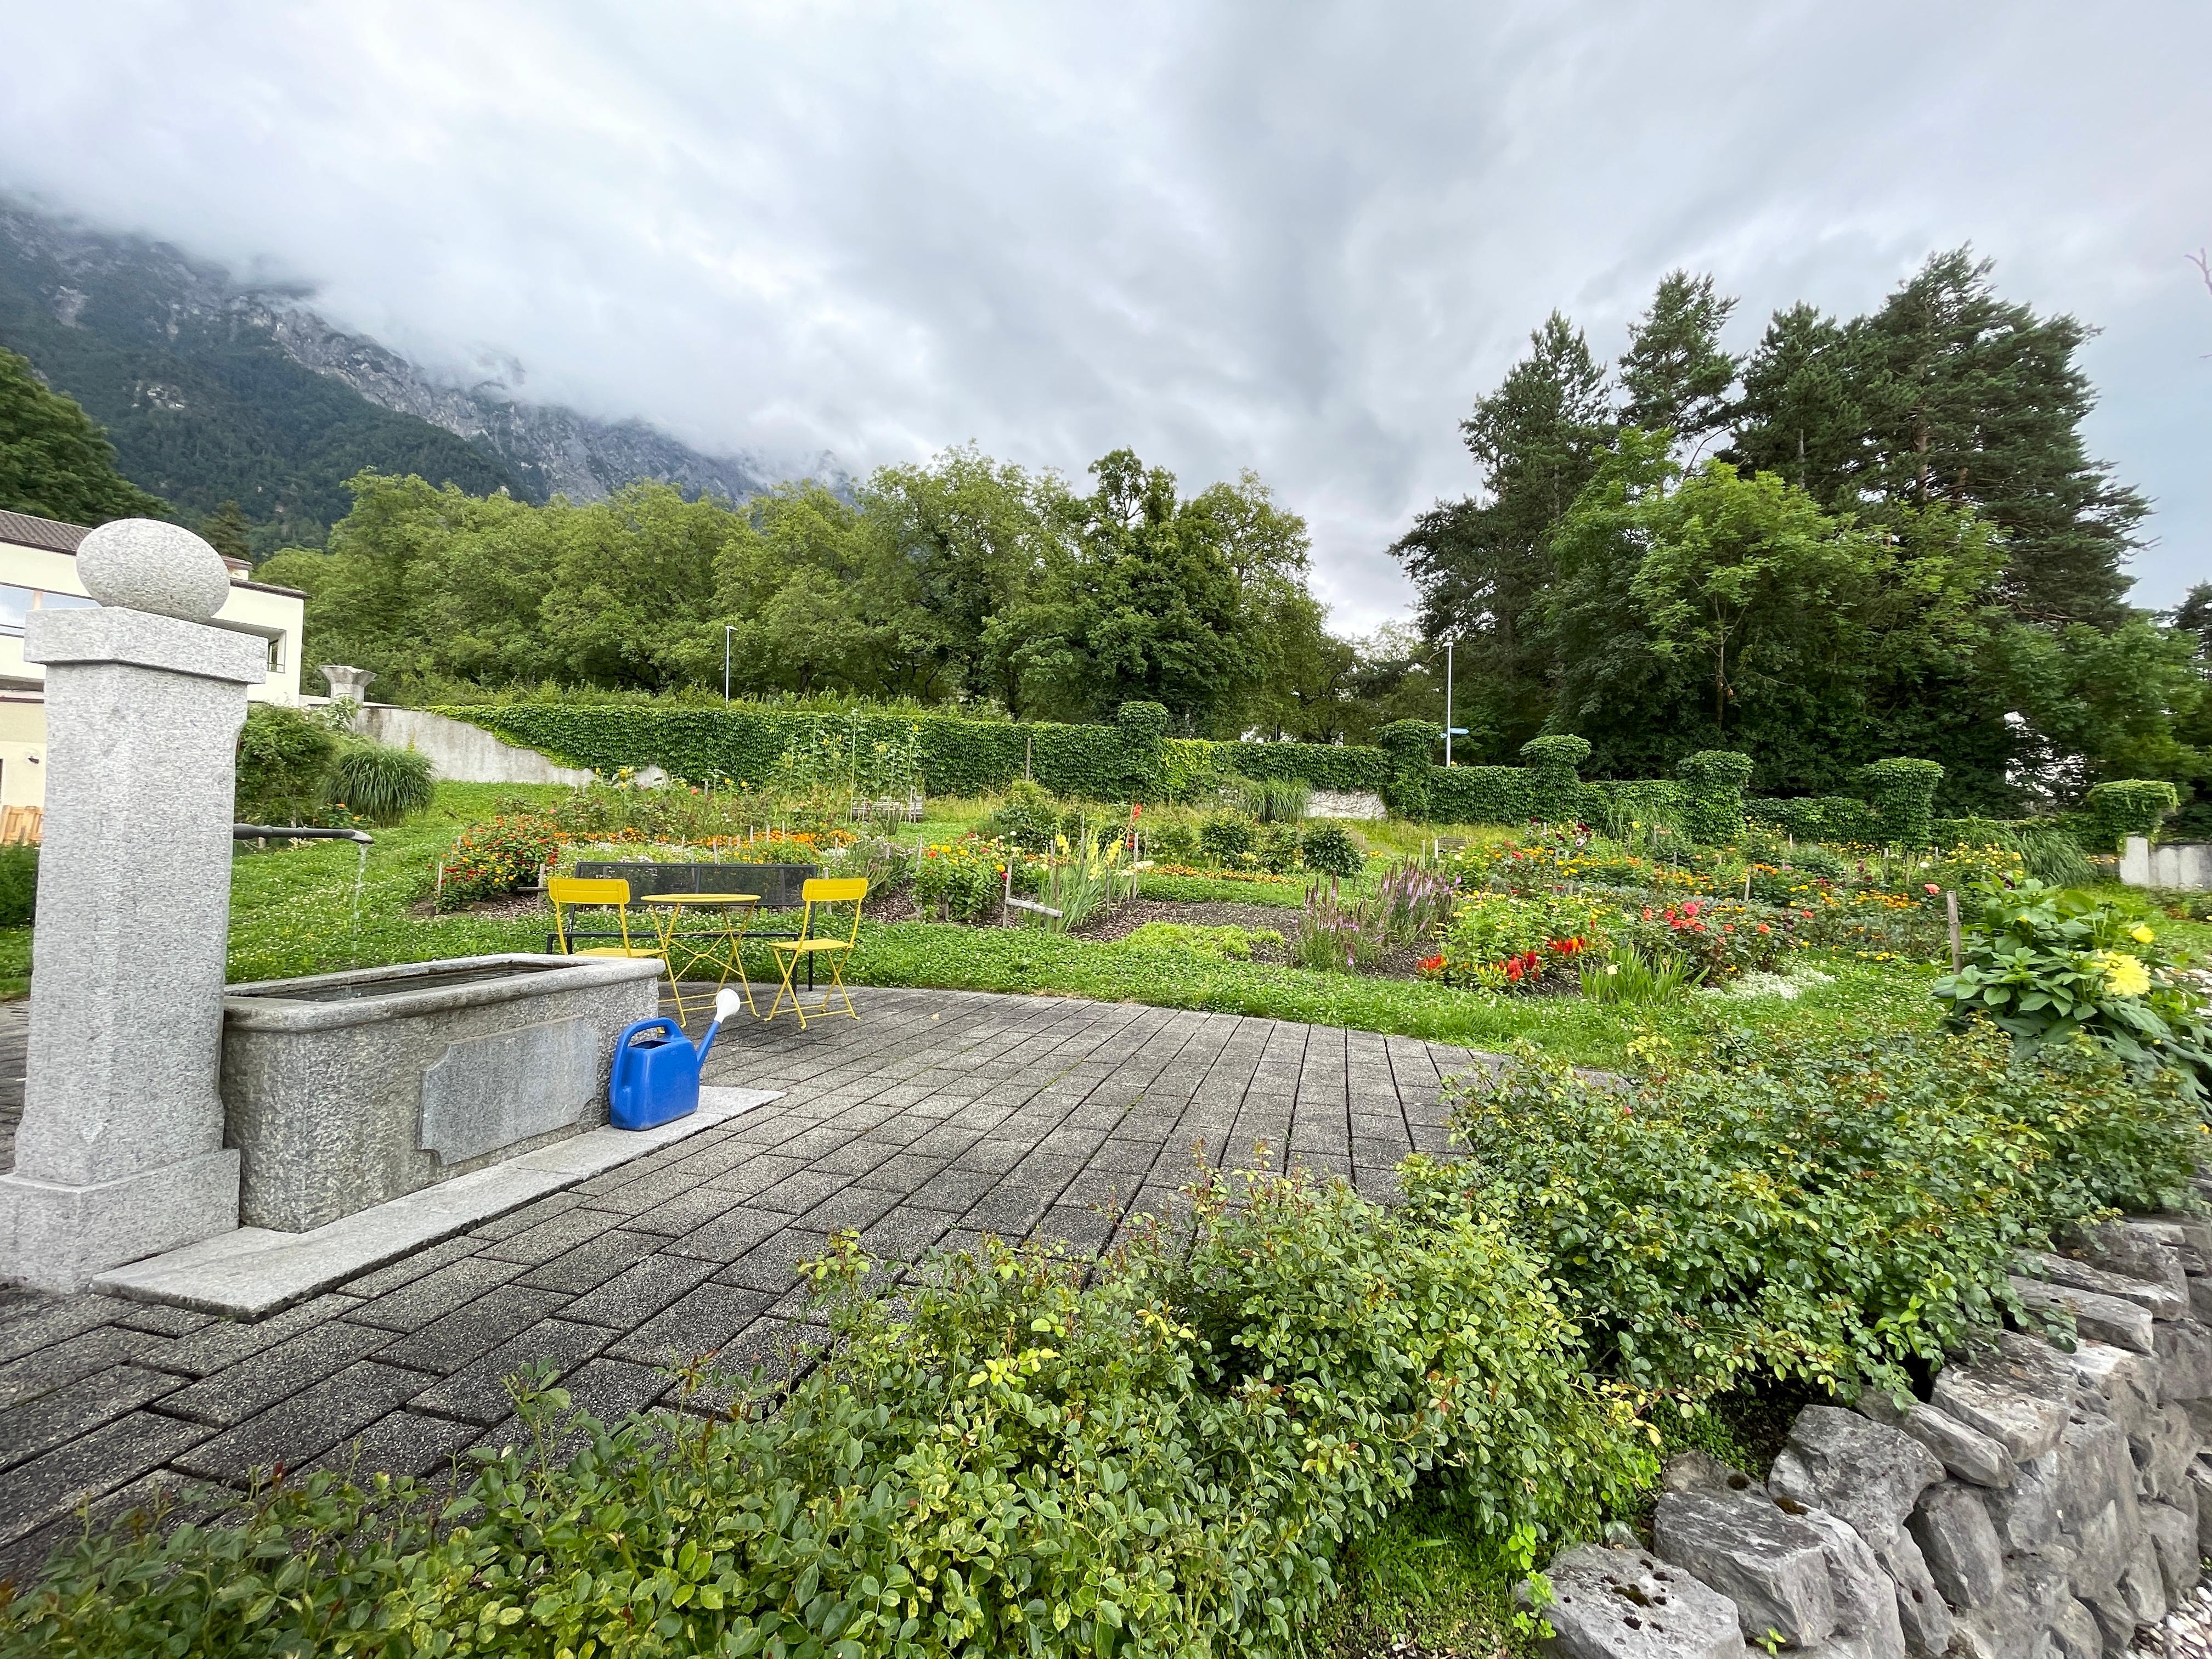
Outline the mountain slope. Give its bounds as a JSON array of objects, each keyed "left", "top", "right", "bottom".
[{"left": 0, "top": 199, "right": 815, "bottom": 552}]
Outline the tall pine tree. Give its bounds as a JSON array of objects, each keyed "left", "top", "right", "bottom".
[
  {"left": 1391, "top": 313, "right": 1611, "bottom": 747},
  {"left": 1618, "top": 271, "right": 1738, "bottom": 453}
]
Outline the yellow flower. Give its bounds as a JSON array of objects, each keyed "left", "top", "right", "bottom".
[
  {"left": 2095, "top": 951, "right": 2151, "bottom": 998},
  {"left": 2130, "top": 924, "right": 2155, "bottom": 944}
]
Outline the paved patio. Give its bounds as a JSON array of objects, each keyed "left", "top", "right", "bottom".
[{"left": 0, "top": 988, "right": 1482, "bottom": 1583}]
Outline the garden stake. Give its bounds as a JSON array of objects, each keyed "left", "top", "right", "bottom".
[{"left": 1946, "top": 889, "right": 1962, "bottom": 970}]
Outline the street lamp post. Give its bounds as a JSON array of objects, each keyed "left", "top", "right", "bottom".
[
  {"left": 1444, "top": 637, "right": 1455, "bottom": 767},
  {"left": 724, "top": 624, "right": 736, "bottom": 703}
]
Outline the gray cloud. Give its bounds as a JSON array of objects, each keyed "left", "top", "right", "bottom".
[{"left": 2, "top": 0, "right": 2205, "bottom": 627}]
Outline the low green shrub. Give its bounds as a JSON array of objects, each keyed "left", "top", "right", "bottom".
[
  {"left": 0, "top": 845, "right": 35, "bottom": 927},
  {"left": 1402, "top": 1026, "right": 2204, "bottom": 1404},
  {"left": 1621, "top": 896, "right": 1807, "bottom": 983},
  {"left": 1932, "top": 879, "right": 2212, "bottom": 1102},
  {"left": 234, "top": 703, "right": 338, "bottom": 825},
  {"left": 1119, "top": 922, "right": 1283, "bottom": 960},
  {"left": 1436, "top": 891, "right": 1615, "bottom": 991},
  {"left": 978, "top": 778, "right": 1059, "bottom": 850},
  {"left": 912, "top": 836, "right": 1020, "bottom": 921},
  {"left": 1252, "top": 821, "right": 1300, "bottom": 874},
  {"left": 2, "top": 1178, "right": 1651, "bottom": 1659},
  {"left": 1197, "top": 814, "right": 1256, "bottom": 865},
  {"left": 1139, "top": 817, "right": 1197, "bottom": 864},
  {"left": 438, "top": 814, "right": 561, "bottom": 906},
  {"left": 326, "top": 743, "right": 435, "bottom": 823},
  {"left": 1297, "top": 822, "right": 1364, "bottom": 879}
]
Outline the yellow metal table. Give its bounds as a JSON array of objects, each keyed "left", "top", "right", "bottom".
[{"left": 637, "top": 893, "right": 761, "bottom": 1022}]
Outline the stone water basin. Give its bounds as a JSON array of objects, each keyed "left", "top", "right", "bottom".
[{"left": 221, "top": 953, "right": 661, "bottom": 1231}]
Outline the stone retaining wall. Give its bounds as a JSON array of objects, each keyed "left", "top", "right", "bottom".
[{"left": 1539, "top": 1211, "right": 2212, "bottom": 1657}]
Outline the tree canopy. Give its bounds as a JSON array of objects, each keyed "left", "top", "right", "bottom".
[{"left": 0, "top": 346, "right": 169, "bottom": 525}]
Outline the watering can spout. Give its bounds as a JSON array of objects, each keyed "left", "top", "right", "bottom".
[{"left": 697, "top": 988, "right": 744, "bottom": 1066}]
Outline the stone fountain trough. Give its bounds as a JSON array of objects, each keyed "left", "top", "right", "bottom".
[{"left": 221, "top": 953, "right": 661, "bottom": 1232}]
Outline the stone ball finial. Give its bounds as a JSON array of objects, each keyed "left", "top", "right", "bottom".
[{"left": 75, "top": 519, "right": 232, "bottom": 622}]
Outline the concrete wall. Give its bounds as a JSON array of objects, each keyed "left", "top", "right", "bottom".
[
  {"left": 2121, "top": 837, "right": 2212, "bottom": 892},
  {"left": 353, "top": 704, "right": 593, "bottom": 787}
]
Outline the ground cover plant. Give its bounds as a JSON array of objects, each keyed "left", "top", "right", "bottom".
[{"left": 0, "top": 1171, "right": 1654, "bottom": 1659}]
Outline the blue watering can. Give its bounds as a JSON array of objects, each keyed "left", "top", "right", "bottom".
[{"left": 609, "top": 988, "right": 743, "bottom": 1131}]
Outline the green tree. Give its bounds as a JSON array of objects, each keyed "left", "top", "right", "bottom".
[
  {"left": 0, "top": 345, "right": 168, "bottom": 523},
  {"left": 1618, "top": 270, "right": 1739, "bottom": 454},
  {"left": 199, "top": 499, "right": 251, "bottom": 561},
  {"left": 1392, "top": 313, "right": 1612, "bottom": 748},
  {"left": 1724, "top": 303, "right": 1871, "bottom": 506}
]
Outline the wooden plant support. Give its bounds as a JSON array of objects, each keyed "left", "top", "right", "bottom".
[{"left": 1946, "top": 889, "right": 1962, "bottom": 971}]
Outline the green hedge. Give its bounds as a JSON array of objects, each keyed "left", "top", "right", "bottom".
[
  {"left": 1676, "top": 751, "right": 1754, "bottom": 845},
  {"left": 1857, "top": 758, "right": 1945, "bottom": 850},
  {"left": 2080, "top": 780, "right": 2180, "bottom": 851},
  {"left": 450, "top": 702, "right": 1391, "bottom": 805},
  {"left": 1426, "top": 766, "right": 1531, "bottom": 824}
]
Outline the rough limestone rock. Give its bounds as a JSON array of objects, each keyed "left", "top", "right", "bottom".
[
  {"left": 2155, "top": 1318, "right": 2212, "bottom": 1403},
  {"left": 2145, "top": 1500, "right": 2202, "bottom": 1602},
  {"left": 2074, "top": 1218, "right": 2191, "bottom": 1295},
  {"left": 1994, "top": 1329, "right": 2080, "bottom": 1402},
  {"left": 1660, "top": 1451, "right": 1760, "bottom": 1499},
  {"left": 2010, "top": 1277, "right": 2156, "bottom": 1353},
  {"left": 1767, "top": 1407, "right": 1944, "bottom": 1553},
  {"left": 1934, "top": 1362, "right": 2070, "bottom": 1463},
  {"left": 2119, "top": 1531, "right": 2170, "bottom": 1625},
  {"left": 1906, "top": 1481, "right": 2005, "bottom": 1609},
  {"left": 1797, "top": 1505, "right": 1905, "bottom": 1659},
  {"left": 1982, "top": 1449, "right": 2062, "bottom": 1552},
  {"left": 2046, "top": 1590, "right": 2101, "bottom": 1659},
  {"left": 2138, "top": 1401, "right": 2198, "bottom": 1499},
  {"left": 2191, "top": 1276, "right": 2212, "bottom": 1324},
  {"left": 1873, "top": 1532, "right": 1954, "bottom": 1658},
  {"left": 2065, "top": 1341, "right": 2161, "bottom": 1442},
  {"left": 1531, "top": 1544, "right": 1748, "bottom": 1659},
  {"left": 2018, "top": 1249, "right": 2190, "bottom": 1319},
  {"left": 1855, "top": 1390, "right": 2016, "bottom": 1488},
  {"left": 1654, "top": 1491, "right": 1835, "bottom": 1650},
  {"left": 1945, "top": 1584, "right": 2041, "bottom": 1659},
  {"left": 2189, "top": 1457, "right": 2212, "bottom": 1560},
  {"left": 2068, "top": 1499, "right": 2132, "bottom": 1604}
]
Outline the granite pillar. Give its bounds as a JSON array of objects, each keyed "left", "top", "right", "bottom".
[{"left": 0, "top": 521, "right": 266, "bottom": 1291}]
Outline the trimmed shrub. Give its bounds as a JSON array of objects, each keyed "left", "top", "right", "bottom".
[
  {"left": 326, "top": 743, "right": 434, "bottom": 822},
  {"left": 1374, "top": 720, "right": 1435, "bottom": 819},
  {"left": 1197, "top": 814, "right": 1257, "bottom": 865},
  {"left": 1674, "top": 750, "right": 1754, "bottom": 846},
  {"left": 1298, "top": 822, "right": 1364, "bottom": 879},
  {"left": 438, "top": 814, "right": 561, "bottom": 906},
  {"left": 0, "top": 845, "right": 35, "bottom": 927},
  {"left": 1519, "top": 735, "right": 1591, "bottom": 822},
  {"left": 1426, "top": 765, "right": 1531, "bottom": 825},
  {"left": 2080, "top": 779, "right": 2180, "bottom": 850},
  {"left": 234, "top": 704, "right": 337, "bottom": 825},
  {"left": 1215, "top": 738, "right": 1390, "bottom": 794},
  {"left": 978, "top": 780, "right": 1059, "bottom": 850},
  {"left": 1855, "top": 757, "right": 1945, "bottom": 849},
  {"left": 1402, "top": 1026, "right": 2202, "bottom": 1402}
]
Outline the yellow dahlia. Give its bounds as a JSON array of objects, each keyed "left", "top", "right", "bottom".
[{"left": 2095, "top": 951, "right": 2151, "bottom": 998}]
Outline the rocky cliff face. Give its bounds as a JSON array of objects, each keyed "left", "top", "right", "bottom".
[{"left": 1, "top": 198, "right": 836, "bottom": 510}]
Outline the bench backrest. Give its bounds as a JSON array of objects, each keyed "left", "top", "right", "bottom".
[{"left": 571, "top": 861, "right": 820, "bottom": 909}]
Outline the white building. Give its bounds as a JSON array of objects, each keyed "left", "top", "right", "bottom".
[{"left": 0, "top": 509, "right": 307, "bottom": 812}]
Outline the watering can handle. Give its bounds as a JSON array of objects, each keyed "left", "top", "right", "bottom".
[{"left": 614, "top": 1018, "right": 679, "bottom": 1049}]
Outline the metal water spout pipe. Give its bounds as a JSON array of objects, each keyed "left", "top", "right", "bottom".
[{"left": 232, "top": 825, "right": 374, "bottom": 844}]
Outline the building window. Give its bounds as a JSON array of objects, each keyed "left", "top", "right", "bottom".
[{"left": 0, "top": 589, "right": 99, "bottom": 637}]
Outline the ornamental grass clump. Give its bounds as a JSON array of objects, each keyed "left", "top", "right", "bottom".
[
  {"left": 2, "top": 1171, "right": 1652, "bottom": 1659},
  {"left": 1401, "top": 1025, "right": 2203, "bottom": 1408}
]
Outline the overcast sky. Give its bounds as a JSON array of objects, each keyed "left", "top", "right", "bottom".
[{"left": 3, "top": 1, "right": 2206, "bottom": 629}]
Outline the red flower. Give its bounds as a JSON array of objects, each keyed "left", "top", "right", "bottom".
[{"left": 1418, "top": 953, "right": 1444, "bottom": 974}]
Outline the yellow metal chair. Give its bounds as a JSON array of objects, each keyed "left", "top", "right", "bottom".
[
  {"left": 546, "top": 877, "right": 659, "bottom": 962},
  {"left": 764, "top": 877, "right": 869, "bottom": 1028}
]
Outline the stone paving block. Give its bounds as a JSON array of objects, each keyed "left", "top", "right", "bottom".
[
  {"left": 308, "top": 1409, "right": 481, "bottom": 1481},
  {"left": 379, "top": 1285, "right": 572, "bottom": 1375},
  {"left": 174, "top": 1362, "right": 424, "bottom": 1485},
  {"left": 0, "top": 1409, "right": 213, "bottom": 1548},
  {"left": 662, "top": 1318, "right": 817, "bottom": 1414},
  {"left": 0, "top": 1323, "right": 161, "bottom": 1410},
  {"left": 800, "top": 1184, "right": 905, "bottom": 1235},
  {"left": 517, "top": 1228, "right": 663, "bottom": 1295},
  {"left": 563, "top": 1253, "right": 720, "bottom": 1328},
  {"left": 662, "top": 1207, "right": 787, "bottom": 1265},
  {"left": 142, "top": 1293, "right": 364, "bottom": 1379},
  {"left": 909, "top": 1166, "right": 998, "bottom": 1213},
  {"left": 349, "top": 1257, "right": 527, "bottom": 1333},
  {"left": 967, "top": 1183, "right": 1056, "bottom": 1236},
  {"left": 474, "top": 1206, "right": 618, "bottom": 1266},
  {"left": 624, "top": 1188, "right": 743, "bottom": 1239},
  {"left": 859, "top": 1206, "right": 953, "bottom": 1262},
  {"left": 851, "top": 1152, "right": 950, "bottom": 1195},
  {"left": 109, "top": 1304, "right": 213, "bottom": 1338},
  {"left": 752, "top": 1167, "right": 852, "bottom": 1215},
  {"left": 715, "top": 1229, "right": 837, "bottom": 1295},
  {"left": 160, "top": 1317, "right": 393, "bottom": 1426},
  {"left": 0, "top": 1363, "right": 180, "bottom": 1473},
  {"left": 340, "top": 1234, "right": 485, "bottom": 1300},
  {"left": 610, "top": 1282, "right": 779, "bottom": 1369},
  {"left": 410, "top": 1317, "right": 613, "bottom": 1425},
  {"left": 0, "top": 1294, "right": 126, "bottom": 1364},
  {"left": 467, "top": 1191, "right": 585, "bottom": 1243},
  {"left": 1032, "top": 1205, "right": 1114, "bottom": 1253}
]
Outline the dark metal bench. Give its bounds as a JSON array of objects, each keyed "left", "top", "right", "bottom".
[{"left": 545, "top": 861, "right": 820, "bottom": 958}]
